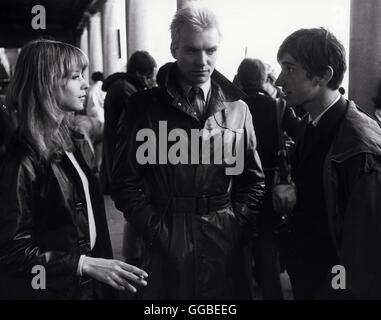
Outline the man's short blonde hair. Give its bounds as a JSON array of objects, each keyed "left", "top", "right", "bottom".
[{"left": 170, "top": 6, "right": 221, "bottom": 53}]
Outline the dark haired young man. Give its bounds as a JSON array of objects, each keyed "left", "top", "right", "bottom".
[
  {"left": 273, "top": 28, "right": 381, "bottom": 299},
  {"left": 101, "top": 51, "right": 157, "bottom": 193},
  {"left": 101, "top": 51, "right": 157, "bottom": 279}
]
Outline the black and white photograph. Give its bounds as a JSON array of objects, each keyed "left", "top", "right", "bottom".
[{"left": 1, "top": 0, "right": 381, "bottom": 310}]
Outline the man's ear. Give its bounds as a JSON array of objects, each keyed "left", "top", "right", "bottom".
[
  {"left": 317, "top": 66, "right": 334, "bottom": 86},
  {"left": 170, "top": 42, "right": 177, "bottom": 59}
]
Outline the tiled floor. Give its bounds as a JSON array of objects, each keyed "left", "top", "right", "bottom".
[{"left": 104, "top": 195, "right": 293, "bottom": 300}]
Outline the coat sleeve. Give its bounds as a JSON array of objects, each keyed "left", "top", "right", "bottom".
[
  {"left": 111, "top": 101, "right": 166, "bottom": 247},
  {"left": 231, "top": 104, "right": 266, "bottom": 235},
  {"left": 0, "top": 156, "right": 80, "bottom": 283},
  {"left": 335, "top": 153, "right": 381, "bottom": 299}
]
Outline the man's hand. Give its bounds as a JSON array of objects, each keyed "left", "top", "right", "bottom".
[
  {"left": 82, "top": 257, "right": 148, "bottom": 292},
  {"left": 272, "top": 184, "right": 297, "bottom": 215}
]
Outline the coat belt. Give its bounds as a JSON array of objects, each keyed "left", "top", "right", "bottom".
[{"left": 152, "top": 193, "right": 231, "bottom": 215}]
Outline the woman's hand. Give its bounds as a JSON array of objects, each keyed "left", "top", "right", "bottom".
[{"left": 82, "top": 257, "right": 148, "bottom": 292}]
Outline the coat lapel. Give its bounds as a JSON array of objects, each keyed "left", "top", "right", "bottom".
[
  {"left": 295, "top": 97, "right": 348, "bottom": 171},
  {"left": 71, "top": 130, "right": 97, "bottom": 173},
  {"left": 294, "top": 116, "right": 313, "bottom": 170},
  {"left": 164, "top": 63, "right": 247, "bottom": 126}
]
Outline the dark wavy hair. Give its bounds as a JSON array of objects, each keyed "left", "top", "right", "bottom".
[
  {"left": 237, "top": 58, "right": 267, "bottom": 90},
  {"left": 6, "top": 39, "right": 88, "bottom": 160},
  {"left": 127, "top": 51, "right": 157, "bottom": 77},
  {"left": 277, "top": 27, "right": 346, "bottom": 90}
]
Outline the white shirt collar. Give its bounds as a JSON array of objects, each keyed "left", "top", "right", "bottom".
[{"left": 309, "top": 94, "right": 341, "bottom": 126}]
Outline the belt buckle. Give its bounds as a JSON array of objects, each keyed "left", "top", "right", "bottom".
[{"left": 197, "top": 195, "right": 209, "bottom": 215}]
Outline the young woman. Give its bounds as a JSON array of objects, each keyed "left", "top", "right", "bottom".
[{"left": 0, "top": 40, "right": 148, "bottom": 299}]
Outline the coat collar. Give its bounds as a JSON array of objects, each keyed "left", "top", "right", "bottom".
[
  {"left": 295, "top": 96, "right": 348, "bottom": 167},
  {"left": 242, "top": 87, "right": 270, "bottom": 97},
  {"left": 102, "top": 72, "right": 145, "bottom": 92},
  {"left": 329, "top": 101, "right": 381, "bottom": 162},
  {"left": 70, "top": 129, "right": 97, "bottom": 172},
  {"left": 314, "top": 96, "right": 348, "bottom": 141},
  {"left": 164, "top": 62, "right": 247, "bottom": 123}
]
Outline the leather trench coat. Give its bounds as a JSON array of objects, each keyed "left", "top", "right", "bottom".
[
  {"left": 322, "top": 101, "right": 381, "bottom": 299},
  {"left": 111, "top": 64, "right": 265, "bottom": 299},
  {"left": 0, "top": 131, "right": 115, "bottom": 299}
]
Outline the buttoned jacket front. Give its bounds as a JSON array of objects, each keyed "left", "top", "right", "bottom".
[{"left": 112, "top": 63, "right": 265, "bottom": 299}]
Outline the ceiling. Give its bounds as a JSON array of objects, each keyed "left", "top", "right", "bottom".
[{"left": 0, "top": 0, "right": 99, "bottom": 48}]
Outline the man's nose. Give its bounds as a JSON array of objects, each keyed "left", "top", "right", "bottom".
[
  {"left": 275, "top": 73, "right": 284, "bottom": 87},
  {"left": 195, "top": 52, "right": 207, "bottom": 66}
]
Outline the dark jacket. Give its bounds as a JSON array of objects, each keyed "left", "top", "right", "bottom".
[
  {"left": 101, "top": 73, "right": 145, "bottom": 192},
  {"left": 111, "top": 63, "right": 265, "bottom": 299},
  {"left": 242, "top": 88, "right": 278, "bottom": 173},
  {"left": 322, "top": 100, "right": 381, "bottom": 299},
  {"left": 243, "top": 87, "right": 299, "bottom": 207},
  {"left": 0, "top": 131, "right": 115, "bottom": 299},
  {"left": 289, "top": 98, "right": 348, "bottom": 262},
  {"left": 0, "top": 104, "right": 16, "bottom": 157}
]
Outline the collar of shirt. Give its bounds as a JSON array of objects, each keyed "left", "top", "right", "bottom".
[
  {"left": 179, "top": 77, "right": 211, "bottom": 102},
  {"left": 309, "top": 93, "right": 341, "bottom": 126}
]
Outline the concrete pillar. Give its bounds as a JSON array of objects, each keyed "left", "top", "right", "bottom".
[
  {"left": 177, "top": 0, "right": 198, "bottom": 9},
  {"left": 349, "top": 0, "right": 381, "bottom": 114},
  {"left": 0, "top": 48, "right": 10, "bottom": 78},
  {"left": 125, "top": 0, "right": 150, "bottom": 58},
  {"left": 4, "top": 49, "right": 19, "bottom": 78},
  {"left": 79, "top": 26, "right": 90, "bottom": 83},
  {"left": 88, "top": 12, "right": 104, "bottom": 77},
  {"left": 102, "top": 0, "right": 126, "bottom": 77}
]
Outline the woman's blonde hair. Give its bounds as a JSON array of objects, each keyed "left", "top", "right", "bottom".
[{"left": 6, "top": 39, "right": 88, "bottom": 160}]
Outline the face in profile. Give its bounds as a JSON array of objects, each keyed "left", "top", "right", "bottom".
[
  {"left": 59, "top": 66, "right": 89, "bottom": 112},
  {"left": 140, "top": 67, "right": 158, "bottom": 89},
  {"left": 172, "top": 25, "right": 220, "bottom": 86},
  {"left": 276, "top": 53, "right": 320, "bottom": 108}
]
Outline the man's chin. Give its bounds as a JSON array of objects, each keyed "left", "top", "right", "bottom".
[
  {"left": 190, "top": 76, "right": 210, "bottom": 86},
  {"left": 285, "top": 97, "right": 298, "bottom": 107}
]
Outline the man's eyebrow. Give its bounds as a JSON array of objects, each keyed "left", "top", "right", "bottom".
[{"left": 281, "top": 61, "right": 297, "bottom": 67}]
